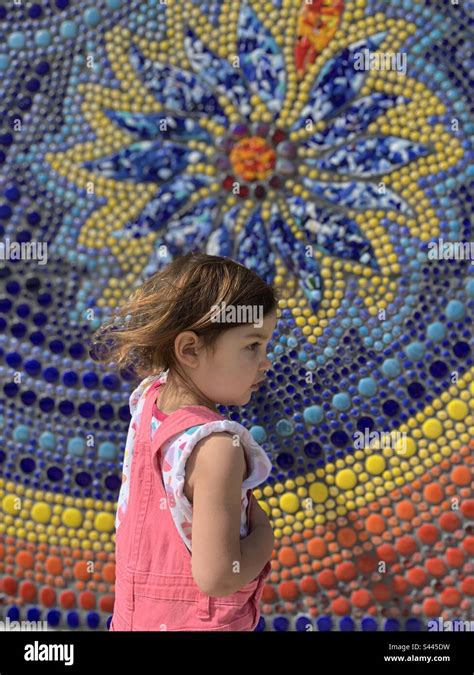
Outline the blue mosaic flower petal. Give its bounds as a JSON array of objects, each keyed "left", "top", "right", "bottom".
[
  {"left": 234, "top": 208, "right": 276, "bottom": 285},
  {"left": 286, "top": 196, "right": 379, "bottom": 270},
  {"left": 300, "top": 176, "right": 413, "bottom": 214},
  {"left": 269, "top": 206, "right": 322, "bottom": 312},
  {"left": 237, "top": 0, "right": 285, "bottom": 116},
  {"left": 104, "top": 111, "right": 214, "bottom": 144},
  {"left": 136, "top": 174, "right": 213, "bottom": 231},
  {"left": 184, "top": 28, "right": 252, "bottom": 120},
  {"left": 303, "top": 94, "right": 410, "bottom": 150},
  {"left": 163, "top": 197, "right": 219, "bottom": 256},
  {"left": 129, "top": 44, "right": 228, "bottom": 126},
  {"left": 292, "top": 32, "right": 388, "bottom": 131},
  {"left": 309, "top": 136, "right": 429, "bottom": 177},
  {"left": 82, "top": 140, "right": 205, "bottom": 183},
  {"left": 206, "top": 204, "right": 241, "bottom": 257}
]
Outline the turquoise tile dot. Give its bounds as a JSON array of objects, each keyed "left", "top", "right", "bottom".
[
  {"left": 35, "top": 30, "right": 52, "bottom": 47},
  {"left": 303, "top": 405, "right": 324, "bottom": 424},
  {"left": 358, "top": 377, "right": 377, "bottom": 397},
  {"left": 405, "top": 342, "right": 425, "bottom": 360},
  {"left": 0, "top": 55, "right": 9, "bottom": 70},
  {"left": 14, "top": 425, "right": 30, "bottom": 442},
  {"left": 382, "top": 358, "right": 401, "bottom": 378},
  {"left": 68, "top": 437, "right": 86, "bottom": 456},
  {"left": 446, "top": 300, "right": 465, "bottom": 321},
  {"left": 98, "top": 441, "right": 117, "bottom": 460},
  {"left": 276, "top": 419, "right": 293, "bottom": 436},
  {"left": 332, "top": 392, "right": 351, "bottom": 411},
  {"left": 250, "top": 426, "right": 266, "bottom": 444},
  {"left": 8, "top": 32, "right": 26, "bottom": 49},
  {"left": 426, "top": 321, "right": 446, "bottom": 341},
  {"left": 60, "top": 21, "right": 78, "bottom": 39},
  {"left": 39, "top": 431, "right": 56, "bottom": 451},
  {"left": 466, "top": 279, "right": 474, "bottom": 298},
  {"left": 84, "top": 8, "right": 101, "bottom": 26}
]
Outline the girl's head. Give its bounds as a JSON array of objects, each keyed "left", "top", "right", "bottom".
[{"left": 90, "top": 253, "right": 280, "bottom": 409}]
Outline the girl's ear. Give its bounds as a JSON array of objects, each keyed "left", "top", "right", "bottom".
[{"left": 174, "top": 331, "right": 201, "bottom": 364}]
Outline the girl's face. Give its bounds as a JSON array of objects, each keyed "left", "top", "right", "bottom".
[{"left": 194, "top": 310, "right": 278, "bottom": 407}]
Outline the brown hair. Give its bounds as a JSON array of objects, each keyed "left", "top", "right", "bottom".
[{"left": 89, "top": 253, "right": 280, "bottom": 402}]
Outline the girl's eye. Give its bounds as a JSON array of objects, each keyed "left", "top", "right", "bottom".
[{"left": 247, "top": 342, "right": 261, "bottom": 351}]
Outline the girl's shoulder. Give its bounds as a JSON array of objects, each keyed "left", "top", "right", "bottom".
[{"left": 166, "top": 418, "right": 272, "bottom": 489}]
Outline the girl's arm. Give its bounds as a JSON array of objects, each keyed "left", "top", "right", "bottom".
[
  {"left": 235, "top": 497, "right": 274, "bottom": 590},
  {"left": 188, "top": 432, "right": 273, "bottom": 597}
]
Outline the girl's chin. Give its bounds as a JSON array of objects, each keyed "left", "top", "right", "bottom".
[{"left": 238, "top": 391, "right": 253, "bottom": 404}]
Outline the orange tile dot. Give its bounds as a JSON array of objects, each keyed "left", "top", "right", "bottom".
[
  {"left": 407, "top": 567, "right": 428, "bottom": 587},
  {"left": 300, "top": 576, "right": 318, "bottom": 594},
  {"left": 439, "top": 512, "right": 461, "bottom": 532},
  {"left": 79, "top": 591, "right": 96, "bottom": 610},
  {"left": 425, "top": 557, "right": 447, "bottom": 578},
  {"left": 2, "top": 576, "right": 18, "bottom": 595},
  {"left": 332, "top": 597, "right": 351, "bottom": 615},
  {"left": 351, "top": 589, "right": 371, "bottom": 608},
  {"left": 460, "top": 577, "right": 474, "bottom": 596},
  {"left": 357, "top": 554, "right": 377, "bottom": 574},
  {"left": 278, "top": 580, "right": 300, "bottom": 601},
  {"left": 337, "top": 528, "right": 357, "bottom": 547},
  {"left": 396, "top": 500, "right": 417, "bottom": 521},
  {"left": 423, "top": 483, "right": 444, "bottom": 504},
  {"left": 451, "top": 466, "right": 471, "bottom": 486},
  {"left": 307, "top": 537, "right": 327, "bottom": 558},
  {"left": 417, "top": 524, "right": 440, "bottom": 545},
  {"left": 60, "top": 590, "right": 76, "bottom": 608},
  {"left": 461, "top": 500, "right": 474, "bottom": 519},
  {"left": 440, "top": 587, "right": 461, "bottom": 607},
  {"left": 45, "top": 556, "right": 63, "bottom": 576},
  {"left": 391, "top": 575, "right": 409, "bottom": 595},
  {"left": 372, "top": 582, "right": 391, "bottom": 602},
  {"left": 278, "top": 546, "right": 298, "bottom": 567},
  {"left": 101, "top": 562, "right": 115, "bottom": 584},
  {"left": 73, "top": 561, "right": 91, "bottom": 581},
  {"left": 446, "top": 547, "right": 464, "bottom": 568},
  {"left": 365, "top": 515, "right": 386, "bottom": 534},
  {"left": 396, "top": 536, "right": 418, "bottom": 556},
  {"left": 423, "top": 598, "right": 441, "bottom": 616},
  {"left": 16, "top": 551, "right": 34, "bottom": 569},
  {"left": 39, "top": 587, "right": 56, "bottom": 607},
  {"left": 376, "top": 544, "right": 397, "bottom": 563},
  {"left": 335, "top": 562, "right": 357, "bottom": 581},
  {"left": 317, "top": 569, "right": 337, "bottom": 589},
  {"left": 19, "top": 580, "right": 37, "bottom": 602}
]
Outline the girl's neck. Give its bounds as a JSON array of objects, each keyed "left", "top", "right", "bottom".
[{"left": 157, "top": 375, "right": 219, "bottom": 415}]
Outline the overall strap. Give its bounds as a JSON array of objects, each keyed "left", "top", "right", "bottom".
[
  {"left": 135, "top": 378, "right": 227, "bottom": 456},
  {"left": 151, "top": 407, "right": 227, "bottom": 457},
  {"left": 135, "top": 378, "right": 164, "bottom": 450}
]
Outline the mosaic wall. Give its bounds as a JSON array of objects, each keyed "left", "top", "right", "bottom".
[{"left": 0, "top": 0, "right": 473, "bottom": 632}]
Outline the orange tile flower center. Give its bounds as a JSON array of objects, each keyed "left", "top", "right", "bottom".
[{"left": 229, "top": 136, "right": 276, "bottom": 182}]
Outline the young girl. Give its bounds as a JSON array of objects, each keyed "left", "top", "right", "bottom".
[{"left": 91, "top": 253, "right": 279, "bottom": 631}]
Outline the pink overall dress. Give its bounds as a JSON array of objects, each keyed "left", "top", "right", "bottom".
[{"left": 110, "top": 378, "right": 272, "bottom": 631}]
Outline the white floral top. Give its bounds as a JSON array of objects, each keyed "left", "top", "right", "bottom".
[{"left": 115, "top": 372, "right": 273, "bottom": 552}]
